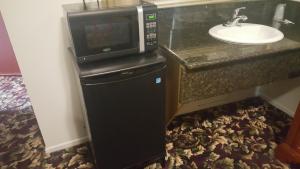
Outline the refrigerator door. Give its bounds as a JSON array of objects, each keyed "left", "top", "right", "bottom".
[{"left": 81, "top": 63, "right": 166, "bottom": 169}]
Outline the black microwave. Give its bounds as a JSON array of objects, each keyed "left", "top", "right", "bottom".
[{"left": 64, "top": 1, "right": 158, "bottom": 64}]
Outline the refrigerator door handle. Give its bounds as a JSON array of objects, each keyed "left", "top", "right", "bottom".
[
  {"left": 121, "top": 71, "right": 134, "bottom": 75},
  {"left": 82, "top": 65, "right": 166, "bottom": 86}
]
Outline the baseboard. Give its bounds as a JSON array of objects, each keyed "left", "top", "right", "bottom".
[
  {"left": 177, "top": 88, "right": 258, "bottom": 116},
  {"left": 45, "top": 136, "right": 88, "bottom": 153},
  {"left": 260, "top": 93, "right": 295, "bottom": 117}
]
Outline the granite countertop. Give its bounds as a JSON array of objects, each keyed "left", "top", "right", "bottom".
[
  {"left": 158, "top": 0, "right": 300, "bottom": 70},
  {"left": 161, "top": 31, "right": 300, "bottom": 70}
]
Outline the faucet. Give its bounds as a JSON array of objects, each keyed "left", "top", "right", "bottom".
[
  {"left": 233, "top": 7, "right": 246, "bottom": 19},
  {"left": 224, "top": 7, "right": 248, "bottom": 27},
  {"left": 275, "top": 19, "right": 295, "bottom": 25},
  {"left": 273, "top": 18, "right": 295, "bottom": 29},
  {"left": 272, "top": 3, "right": 295, "bottom": 29}
]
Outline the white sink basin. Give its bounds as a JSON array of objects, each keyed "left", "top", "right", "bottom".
[{"left": 209, "top": 23, "right": 284, "bottom": 45}]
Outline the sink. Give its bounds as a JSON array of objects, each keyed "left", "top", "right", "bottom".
[{"left": 209, "top": 23, "right": 284, "bottom": 45}]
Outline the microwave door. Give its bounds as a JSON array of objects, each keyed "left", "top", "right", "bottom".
[{"left": 68, "top": 9, "right": 140, "bottom": 63}]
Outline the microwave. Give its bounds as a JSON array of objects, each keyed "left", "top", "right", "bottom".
[{"left": 64, "top": 1, "right": 158, "bottom": 64}]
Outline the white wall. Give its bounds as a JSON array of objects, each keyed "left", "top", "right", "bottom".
[{"left": 0, "top": 0, "right": 95, "bottom": 152}]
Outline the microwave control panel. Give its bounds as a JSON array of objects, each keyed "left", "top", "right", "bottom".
[{"left": 143, "top": 4, "right": 158, "bottom": 51}]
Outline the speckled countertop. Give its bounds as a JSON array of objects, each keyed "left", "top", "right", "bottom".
[
  {"left": 162, "top": 33, "right": 300, "bottom": 70},
  {"left": 158, "top": 0, "right": 300, "bottom": 70}
]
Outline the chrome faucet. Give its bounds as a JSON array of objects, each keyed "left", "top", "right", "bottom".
[
  {"left": 275, "top": 19, "right": 295, "bottom": 25},
  {"left": 233, "top": 7, "right": 246, "bottom": 19},
  {"left": 272, "top": 3, "right": 295, "bottom": 29},
  {"left": 272, "top": 18, "right": 295, "bottom": 29},
  {"left": 224, "top": 7, "right": 248, "bottom": 27}
]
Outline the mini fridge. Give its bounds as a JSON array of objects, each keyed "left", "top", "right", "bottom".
[{"left": 79, "top": 53, "right": 166, "bottom": 169}]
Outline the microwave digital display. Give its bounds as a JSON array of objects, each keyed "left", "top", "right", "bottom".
[
  {"left": 146, "top": 14, "right": 156, "bottom": 21},
  {"left": 85, "top": 22, "right": 130, "bottom": 49}
]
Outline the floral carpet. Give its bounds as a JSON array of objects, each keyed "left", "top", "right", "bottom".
[
  {"left": 44, "top": 97, "right": 299, "bottom": 169},
  {"left": 0, "top": 76, "right": 31, "bottom": 112},
  {"left": 0, "top": 75, "right": 299, "bottom": 169},
  {"left": 0, "top": 76, "right": 44, "bottom": 169},
  {"left": 164, "top": 98, "right": 293, "bottom": 169},
  {"left": 0, "top": 106, "right": 45, "bottom": 169}
]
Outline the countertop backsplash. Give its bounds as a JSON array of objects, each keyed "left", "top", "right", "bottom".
[
  {"left": 157, "top": 0, "right": 300, "bottom": 70},
  {"left": 158, "top": 0, "right": 282, "bottom": 49},
  {"left": 283, "top": 0, "right": 300, "bottom": 42}
]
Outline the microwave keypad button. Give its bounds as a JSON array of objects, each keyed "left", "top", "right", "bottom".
[
  {"left": 147, "top": 29, "right": 154, "bottom": 33},
  {"left": 148, "top": 33, "right": 156, "bottom": 39},
  {"left": 146, "top": 22, "right": 155, "bottom": 28},
  {"left": 149, "top": 22, "right": 156, "bottom": 28},
  {"left": 151, "top": 22, "right": 156, "bottom": 27}
]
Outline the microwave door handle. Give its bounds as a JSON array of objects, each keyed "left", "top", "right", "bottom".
[{"left": 137, "top": 5, "right": 145, "bottom": 53}]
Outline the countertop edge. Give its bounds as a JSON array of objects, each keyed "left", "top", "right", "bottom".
[{"left": 160, "top": 45, "right": 300, "bottom": 71}]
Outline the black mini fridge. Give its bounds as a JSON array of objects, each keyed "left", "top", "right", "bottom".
[{"left": 79, "top": 54, "right": 166, "bottom": 169}]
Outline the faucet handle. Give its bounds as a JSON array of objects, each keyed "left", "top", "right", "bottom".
[
  {"left": 239, "top": 15, "right": 248, "bottom": 21},
  {"left": 282, "top": 19, "right": 295, "bottom": 25},
  {"left": 233, "top": 7, "right": 246, "bottom": 18}
]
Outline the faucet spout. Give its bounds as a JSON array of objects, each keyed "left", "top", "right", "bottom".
[
  {"left": 224, "top": 15, "right": 248, "bottom": 27},
  {"left": 233, "top": 7, "right": 246, "bottom": 19},
  {"left": 224, "top": 7, "right": 248, "bottom": 27}
]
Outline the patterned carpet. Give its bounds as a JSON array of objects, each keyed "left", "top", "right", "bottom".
[
  {"left": 0, "top": 76, "right": 31, "bottom": 112},
  {"left": 44, "top": 98, "right": 298, "bottom": 169},
  {"left": 165, "top": 98, "right": 292, "bottom": 169},
  {"left": 0, "top": 76, "right": 44, "bottom": 169},
  {"left": 1, "top": 75, "right": 299, "bottom": 169},
  {"left": 0, "top": 106, "right": 45, "bottom": 169}
]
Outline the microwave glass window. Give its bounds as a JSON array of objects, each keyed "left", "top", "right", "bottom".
[{"left": 85, "top": 22, "right": 130, "bottom": 49}]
